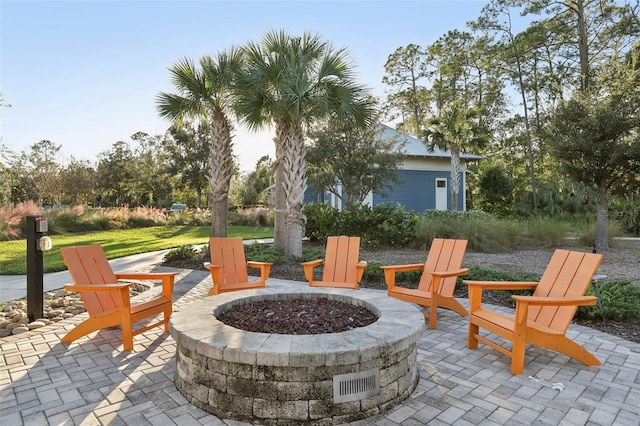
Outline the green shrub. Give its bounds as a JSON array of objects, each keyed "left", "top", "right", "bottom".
[
  {"left": 413, "top": 210, "right": 516, "bottom": 252},
  {"left": 188, "top": 210, "right": 211, "bottom": 226},
  {"left": 164, "top": 245, "right": 198, "bottom": 261},
  {"left": 574, "top": 217, "right": 624, "bottom": 247},
  {"left": 461, "top": 266, "right": 540, "bottom": 301},
  {"left": 244, "top": 243, "right": 287, "bottom": 263},
  {"left": 477, "top": 165, "right": 514, "bottom": 217},
  {"left": 242, "top": 243, "right": 325, "bottom": 263},
  {"left": 127, "top": 216, "right": 158, "bottom": 228},
  {"left": 531, "top": 181, "right": 594, "bottom": 216},
  {"left": 577, "top": 280, "right": 640, "bottom": 321},
  {"left": 166, "top": 212, "right": 190, "bottom": 226},
  {"left": 464, "top": 265, "right": 540, "bottom": 282},
  {"left": 522, "top": 216, "right": 571, "bottom": 248},
  {"left": 303, "top": 202, "right": 418, "bottom": 248},
  {"left": 297, "top": 246, "right": 326, "bottom": 262},
  {"left": 362, "top": 261, "right": 384, "bottom": 282},
  {"left": 88, "top": 214, "right": 117, "bottom": 231},
  {"left": 303, "top": 203, "right": 340, "bottom": 242},
  {"left": 45, "top": 209, "right": 81, "bottom": 235},
  {"left": 610, "top": 200, "right": 640, "bottom": 236},
  {"left": 363, "top": 203, "right": 418, "bottom": 248},
  {"left": 456, "top": 214, "right": 518, "bottom": 252}
]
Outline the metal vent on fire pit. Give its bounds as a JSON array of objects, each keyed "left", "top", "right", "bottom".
[{"left": 333, "top": 369, "right": 380, "bottom": 403}]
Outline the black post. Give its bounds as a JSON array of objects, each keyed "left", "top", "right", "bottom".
[{"left": 26, "top": 215, "right": 44, "bottom": 322}]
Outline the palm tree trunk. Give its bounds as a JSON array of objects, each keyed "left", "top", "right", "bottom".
[
  {"left": 282, "top": 123, "right": 306, "bottom": 259},
  {"left": 273, "top": 125, "right": 287, "bottom": 248},
  {"left": 450, "top": 145, "right": 461, "bottom": 211},
  {"left": 207, "top": 115, "right": 234, "bottom": 237}
]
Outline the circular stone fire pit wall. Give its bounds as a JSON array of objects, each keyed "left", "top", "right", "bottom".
[{"left": 170, "top": 282, "right": 425, "bottom": 424}]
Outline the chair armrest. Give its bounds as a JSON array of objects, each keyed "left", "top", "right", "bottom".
[
  {"left": 381, "top": 264, "right": 425, "bottom": 290},
  {"left": 432, "top": 268, "right": 470, "bottom": 278},
  {"left": 463, "top": 281, "right": 539, "bottom": 291},
  {"left": 466, "top": 281, "right": 539, "bottom": 313},
  {"left": 247, "top": 261, "right": 273, "bottom": 268},
  {"left": 204, "top": 262, "right": 223, "bottom": 287},
  {"left": 301, "top": 259, "right": 324, "bottom": 267},
  {"left": 203, "top": 262, "right": 219, "bottom": 271},
  {"left": 512, "top": 295, "right": 598, "bottom": 307},
  {"left": 512, "top": 295, "right": 598, "bottom": 326},
  {"left": 356, "top": 261, "right": 368, "bottom": 283},
  {"left": 247, "top": 261, "right": 273, "bottom": 285},
  {"left": 115, "top": 272, "right": 177, "bottom": 281},
  {"left": 116, "top": 272, "right": 176, "bottom": 299},
  {"left": 301, "top": 259, "right": 324, "bottom": 284},
  {"left": 381, "top": 263, "right": 425, "bottom": 273},
  {"left": 430, "top": 268, "right": 469, "bottom": 297}
]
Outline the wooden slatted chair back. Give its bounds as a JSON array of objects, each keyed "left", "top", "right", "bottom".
[
  {"left": 419, "top": 238, "right": 468, "bottom": 296},
  {"left": 322, "top": 236, "right": 361, "bottom": 284},
  {"left": 60, "top": 245, "right": 121, "bottom": 315},
  {"left": 209, "top": 237, "right": 249, "bottom": 286},
  {"left": 529, "top": 249, "right": 602, "bottom": 332}
]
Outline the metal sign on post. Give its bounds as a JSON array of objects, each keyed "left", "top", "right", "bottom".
[{"left": 26, "top": 215, "right": 51, "bottom": 322}]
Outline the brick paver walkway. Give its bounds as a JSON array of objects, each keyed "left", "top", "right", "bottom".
[{"left": 1, "top": 268, "right": 639, "bottom": 425}]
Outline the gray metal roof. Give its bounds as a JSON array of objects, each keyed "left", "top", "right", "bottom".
[{"left": 377, "top": 124, "right": 484, "bottom": 161}]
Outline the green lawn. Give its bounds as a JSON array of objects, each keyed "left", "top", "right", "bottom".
[{"left": 0, "top": 226, "right": 273, "bottom": 275}]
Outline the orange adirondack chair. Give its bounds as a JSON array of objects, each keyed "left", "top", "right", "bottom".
[
  {"left": 60, "top": 245, "right": 177, "bottom": 350},
  {"left": 382, "top": 238, "right": 469, "bottom": 329},
  {"left": 204, "top": 237, "right": 272, "bottom": 296},
  {"left": 301, "top": 236, "right": 367, "bottom": 289},
  {"left": 464, "top": 249, "right": 603, "bottom": 374}
]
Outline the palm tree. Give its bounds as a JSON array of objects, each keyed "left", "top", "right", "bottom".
[
  {"left": 236, "top": 30, "right": 372, "bottom": 258},
  {"left": 422, "top": 101, "right": 487, "bottom": 211},
  {"left": 156, "top": 48, "right": 242, "bottom": 237}
]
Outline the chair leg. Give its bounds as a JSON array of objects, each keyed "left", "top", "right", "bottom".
[
  {"left": 163, "top": 307, "right": 172, "bottom": 332},
  {"left": 468, "top": 322, "right": 479, "bottom": 349},
  {"left": 121, "top": 312, "right": 134, "bottom": 351},
  {"left": 428, "top": 308, "right": 438, "bottom": 329},
  {"left": 511, "top": 336, "right": 526, "bottom": 374},
  {"left": 428, "top": 298, "right": 438, "bottom": 329},
  {"left": 529, "top": 332, "right": 601, "bottom": 367},
  {"left": 61, "top": 318, "right": 105, "bottom": 344},
  {"left": 438, "top": 297, "right": 468, "bottom": 317}
]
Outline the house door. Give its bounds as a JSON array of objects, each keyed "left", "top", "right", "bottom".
[{"left": 435, "top": 179, "right": 447, "bottom": 210}]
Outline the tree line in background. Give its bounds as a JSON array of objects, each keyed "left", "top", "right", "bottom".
[
  {"left": 382, "top": 0, "right": 639, "bottom": 251},
  {"left": 0, "top": 132, "right": 274, "bottom": 211},
  {"left": 1, "top": 0, "right": 639, "bottom": 256}
]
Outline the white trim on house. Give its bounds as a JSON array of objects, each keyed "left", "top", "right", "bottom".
[{"left": 401, "top": 157, "right": 454, "bottom": 172}]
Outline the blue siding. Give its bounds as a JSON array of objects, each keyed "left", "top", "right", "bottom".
[
  {"left": 304, "top": 170, "right": 464, "bottom": 212},
  {"left": 304, "top": 185, "right": 325, "bottom": 204},
  {"left": 373, "top": 170, "right": 463, "bottom": 212}
]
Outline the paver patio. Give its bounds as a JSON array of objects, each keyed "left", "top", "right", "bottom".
[{"left": 1, "top": 267, "right": 639, "bottom": 425}]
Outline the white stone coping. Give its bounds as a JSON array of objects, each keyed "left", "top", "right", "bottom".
[{"left": 170, "top": 280, "right": 426, "bottom": 367}]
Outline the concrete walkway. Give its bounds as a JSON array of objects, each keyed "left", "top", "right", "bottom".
[
  {"left": 0, "top": 239, "right": 273, "bottom": 302},
  {"left": 1, "top": 266, "right": 639, "bottom": 425},
  {"left": 0, "top": 250, "right": 173, "bottom": 303}
]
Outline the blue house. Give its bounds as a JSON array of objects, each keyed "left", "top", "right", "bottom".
[{"left": 305, "top": 125, "right": 483, "bottom": 212}]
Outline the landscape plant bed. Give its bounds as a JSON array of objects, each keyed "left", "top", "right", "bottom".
[{"left": 163, "top": 243, "right": 640, "bottom": 344}]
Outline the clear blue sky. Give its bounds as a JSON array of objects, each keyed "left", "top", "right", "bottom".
[{"left": 2, "top": 0, "right": 489, "bottom": 171}]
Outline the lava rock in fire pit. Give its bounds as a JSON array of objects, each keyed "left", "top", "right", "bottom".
[{"left": 217, "top": 297, "right": 378, "bottom": 334}]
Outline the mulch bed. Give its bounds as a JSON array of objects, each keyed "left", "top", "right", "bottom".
[{"left": 163, "top": 247, "right": 640, "bottom": 344}]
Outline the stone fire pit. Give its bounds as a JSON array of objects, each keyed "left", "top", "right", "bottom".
[{"left": 169, "top": 280, "right": 425, "bottom": 424}]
